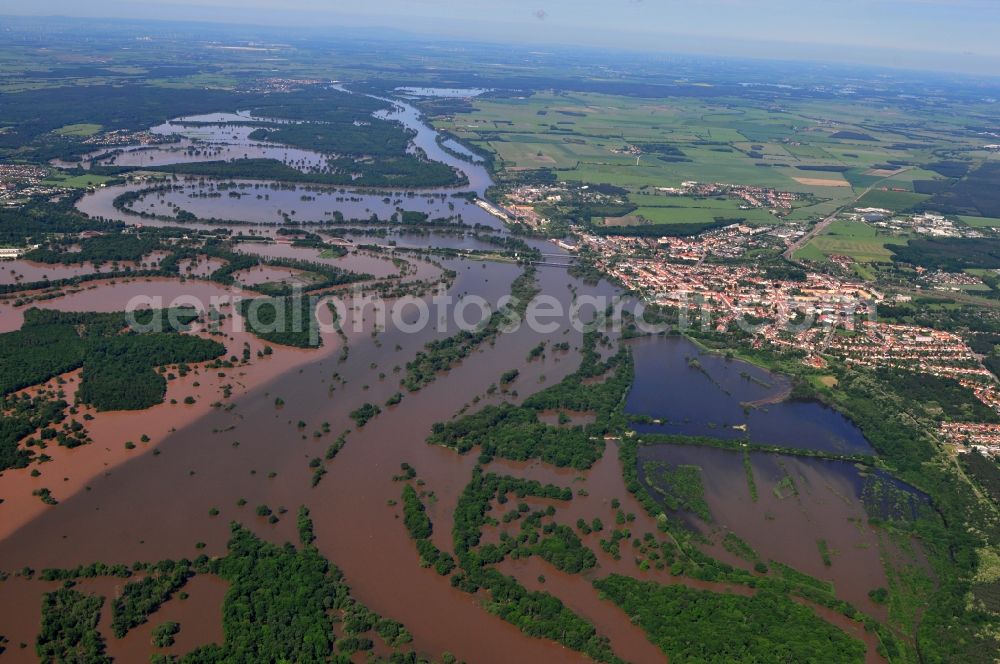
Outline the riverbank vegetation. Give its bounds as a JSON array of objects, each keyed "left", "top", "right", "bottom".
[
  {"left": 111, "top": 562, "right": 194, "bottom": 638},
  {"left": 238, "top": 296, "right": 321, "bottom": 348},
  {"left": 0, "top": 394, "right": 68, "bottom": 471},
  {"left": 449, "top": 468, "right": 619, "bottom": 663},
  {"left": 401, "top": 484, "right": 456, "bottom": 575},
  {"left": 402, "top": 266, "right": 540, "bottom": 392},
  {"left": 594, "top": 575, "right": 865, "bottom": 663},
  {"left": 37, "top": 588, "right": 109, "bottom": 663},
  {"left": 428, "top": 330, "right": 630, "bottom": 469},
  {"left": 0, "top": 308, "right": 224, "bottom": 409},
  {"left": 640, "top": 461, "right": 711, "bottom": 521},
  {"left": 147, "top": 155, "right": 464, "bottom": 189},
  {"left": 24, "top": 513, "right": 426, "bottom": 662}
]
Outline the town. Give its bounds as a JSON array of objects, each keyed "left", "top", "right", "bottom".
[{"left": 571, "top": 224, "right": 1000, "bottom": 455}]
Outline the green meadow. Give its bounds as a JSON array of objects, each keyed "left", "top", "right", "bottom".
[
  {"left": 42, "top": 172, "right": 118, "bottom": 188},
  {"left": 52, "top": 123, "right": 102, "bottom": 137},
  {"left": 795, "top": 219, "right": 900, "bottom": 263},
  {"left": 436, "top": 90, "right": 977, "bottom": 231}
]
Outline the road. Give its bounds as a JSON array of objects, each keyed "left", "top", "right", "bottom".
[
  {"left": 782, "top": 170, "right": 910, "bottom": 263},
  {"left": 782, "top": 208, "right": 840, "bottom": 261}
]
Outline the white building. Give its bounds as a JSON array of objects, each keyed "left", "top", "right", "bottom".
[{"left": 0, "top": 245, "right": 36, "bottom": 260}]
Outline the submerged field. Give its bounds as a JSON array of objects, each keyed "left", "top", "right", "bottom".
[{"left": 0, "top": 28, "right": 998, "bottom": 664}]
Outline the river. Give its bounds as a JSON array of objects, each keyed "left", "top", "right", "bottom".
[{"left": 0, "top": 87, "right": 893, "bottom": 663}]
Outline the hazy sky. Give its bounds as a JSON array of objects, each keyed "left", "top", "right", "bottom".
[{"left": 3, "top": 0, "right": 998, "bottom": 74}]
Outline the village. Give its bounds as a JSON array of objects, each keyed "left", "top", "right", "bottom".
[
  {"left": 572, "top": 224, "right": 1000, "bottom": 456},
  {"left": 850, "top": 207, "right": 986, "bottom": 239},
  {"left": 0, "top": 164, "right": 56, "bottom": 205},
  {"left": 662, "top": 181, "right": 802, "bottom": 211},
  {"left": 80, "top": 129, "right": 166, "bottom": 148}
]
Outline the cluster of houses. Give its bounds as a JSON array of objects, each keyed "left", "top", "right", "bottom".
[
  {"left": 857, "top": 208, "right": 985, "bottom": 239},
  {"left": 674, "top": 181, "right": 800, "bottom": 211},
  {"left": 577, "top": 227, "right": 879, "bottom": 342},
  {"left": 939, "top": 422, "right": 1000, "bottom": 457},
  {"left": 0, "top": 165, "right": 52, "bottom": 205},
  {"left": 577, "top": 224, "right": 1000, "bottom": 456},
  {"left": 81, "top": 129, "right": 163, "bottom": 147}
]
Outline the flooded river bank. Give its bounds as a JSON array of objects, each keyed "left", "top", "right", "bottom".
[{"left": 0, "top": 86, "right": 898, "bottom": 663}]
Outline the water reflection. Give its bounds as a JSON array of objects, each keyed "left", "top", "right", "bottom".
[{"left": 626, "top": 335, "right": 874, "bottom": 454}]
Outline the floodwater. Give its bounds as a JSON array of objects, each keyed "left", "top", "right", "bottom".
[
  {"left": 0, "top": 262, "right": 630, "bottom": 664},
  {"left": 63, "top": 91, "right": 490, "bottom": 195},
  {"left": 102, "top": 179, "right": 494, "bottom": 226},
  {"left": 61, "top": 111, "right": 333, "bottom": 173},
  {"left": 0, "top": 252, "right": 170, "bottom": 286},
  {"left": 441, "top": 138, "right": 485, "bottom": 163},
  {"left": 0, "top": 260, "right": 122, "bottom": 286},
  {"left": 637, "top": 442, "right": 928, "bottom": 621},
  {"left": 395, "top": 87, "right": 490, "bottom": 98},
  {"left": 0, "top": 573, "right": 227, "bottom": 663},
  {"left": 371, "top": 95, "right": 491, "bottom": 195},
  {"left": 232, "top": 241, "right": 403, "bottom": 280},
  {"left": 231, "top": 264, "right": 318, "bottom": 287},
  {"left": 626, "top": 335, "right": 875, "bottom": 454},
  {"left": 0, "top": 87, "right": 894, "bottom": 663}
]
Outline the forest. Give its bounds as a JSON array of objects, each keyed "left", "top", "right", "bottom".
[
  {"left": 26, "top": 511, "right": 426, "bottom": 663},
  {"left": 0, "top": 309, "right": 224, "bottom": 413},
  {"left": 593, "top": 575, "right": 865, "bottom": 663},
  {"left": 111, "top": 561, "right": 194, "bottom": 638},
  {"left": 448, "top": 468, "right": 619, "bottom": 663},
  {"left": 917, "top": 162, "right": 1000, "bottom": 218},
  {"left": 887, "top": 236, "right": 1000, "bottom": 271},
  {"left": 0, "top": 394, "right": 67, "bottom": 471},
  {"left": 27, "top": 234, "right": 161, "bottom": 266},
  {"left": 238, "top": 296, "right": 321, "bottom": 348},
  {"left": 0, "top": 194, "right": 120, "bottom": 246},
  {"left": 36, "top": 588, "right": 110, "bottom": 663},
  {"left": 79, "top": 332, "right": 223, "bottom": 411},
  {"left": 0, "top": 84, "right": 250, "bottom": 158},
  {"left": 428, "top": 404, "right": 603, "bottom": 469}
]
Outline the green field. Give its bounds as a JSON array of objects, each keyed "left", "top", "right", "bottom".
[
  {"left": 42, "top": 172, "right": 117, "bottom": 188},
  {"left": 856, "top": 189, "right": 930, "bottom": 211},
  {"left": 959, "top": 215, "right": 1000, "bottom": 228},
  {"left": 619, "top": 205, "right": 777, "bottom": 226},
  {"left": 52, "top": 123, "right": 102, "bottom": 137},
  {"left": 434, "top": 89, "right": 983, "bottom": 229},
  {"left": 795, "top": 219, "right": 899, "bottom": 263}
]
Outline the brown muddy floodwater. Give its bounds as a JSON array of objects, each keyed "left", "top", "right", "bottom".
[
  {"left": 0, "top": 257, "right": 890, "bottom": 663},
  {"left": 232, "top": 241, "right": 404, "bottom": 280},
  {"left": 1, "top": 94, "right": 896, "bottom": 661},
  {"left": 636, "top": 443, "right": 928, "bottom": 624},
  {"left": 0, "top": 573, "right": 227, "bottom": 662},
  {"left": 0, "top": 260, "right": 119, "bottom": 286}
]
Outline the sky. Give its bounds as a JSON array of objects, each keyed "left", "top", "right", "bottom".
[{"left": 2, "top": 0, "right": 999, "bottom": 75}]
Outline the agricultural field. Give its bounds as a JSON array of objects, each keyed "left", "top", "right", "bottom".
[
  {"left": 614, "top": 201, "right": 778, "bottom": 226},
  {"left": 41, "top": 172, "right": 118, "bottom": 188},
  {"left": 52, "top": 123, "right": 102, "bottom": 137},
  {"left": 434, "top": 89, "right": 989, "bottom": 232},
  {"left": 959, "top": 215, "right": 1000, "bottom": 228},
  {"left": 794, "top": 219, "right": 900, "bottom": 263},
  {"left": 855, "top": 189, "right": 931, "bottom": 212}
]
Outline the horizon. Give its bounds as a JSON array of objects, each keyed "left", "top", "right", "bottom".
[{"left": 1, "top": 1, "right": 998, "bottom": 77}]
